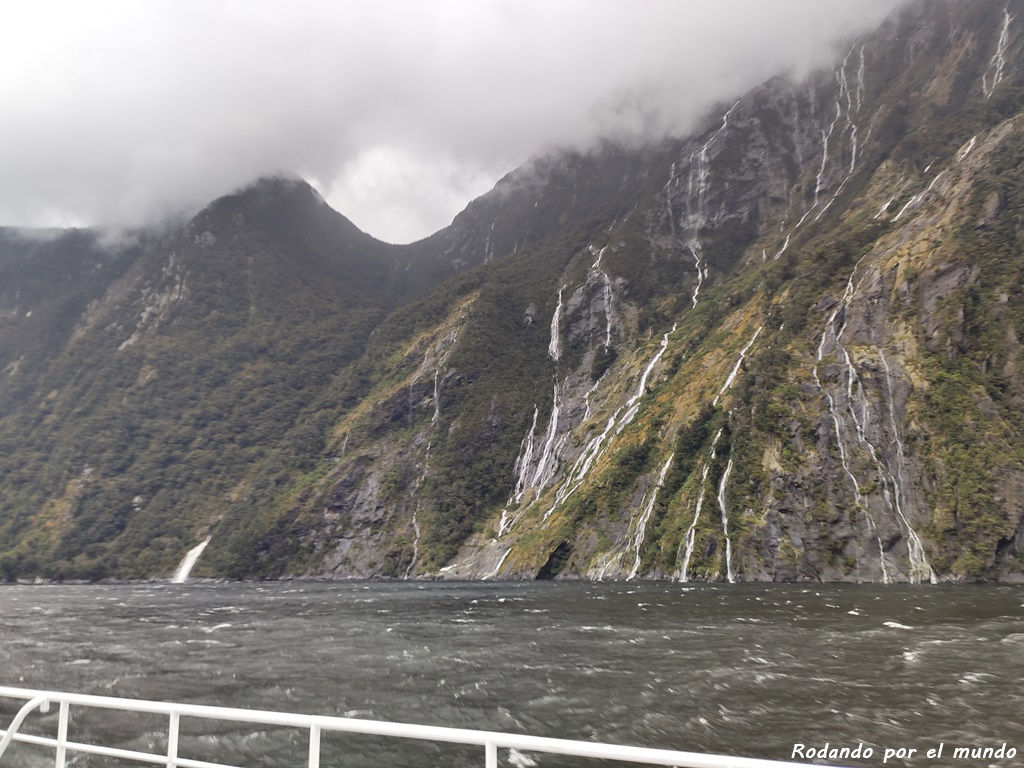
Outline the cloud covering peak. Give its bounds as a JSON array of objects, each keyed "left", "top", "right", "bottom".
[{"left": 3, "top": 0, "right": 901, "bottom": 243}]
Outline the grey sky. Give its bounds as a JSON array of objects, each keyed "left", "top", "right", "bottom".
[{"left": 3, "top": 1, "right": 901, "bottom": 244}]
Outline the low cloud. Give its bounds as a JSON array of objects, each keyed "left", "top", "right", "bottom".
[{"left": 2, "top": 0, "right": 901, "bottom": 243}]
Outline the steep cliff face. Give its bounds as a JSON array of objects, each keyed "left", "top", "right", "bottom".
[
  {"left": 3, "top": 0, "right": 1024, "bottom": 583},
  {"left": 253, "top": 0, "right": 1024, "bottom": 584}
]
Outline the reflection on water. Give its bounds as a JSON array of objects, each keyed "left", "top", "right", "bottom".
[{"left": 0, "top": 582, "right": 1022, "bottom": 767}]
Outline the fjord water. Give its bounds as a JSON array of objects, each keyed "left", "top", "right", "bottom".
[{"left": 1, "top": 583, "right": 1022, "bottom": 767}]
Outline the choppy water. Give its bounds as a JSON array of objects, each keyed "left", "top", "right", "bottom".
[{"left": 0, "top": 582, "right": 1022, "bottom": 767}]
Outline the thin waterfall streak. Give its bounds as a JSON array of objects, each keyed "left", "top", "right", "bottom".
[
  {"left": 812, "top": 262, "right": 884, "bottom": 581},
  {"left": 772, "top": 234, "right": 791, "bottom": 261},
  {"left": 509, "top": 406, "right": 539, "bottom": 507},
  {"left": 983, "top": 8, "right": 1012, "bottom": 97},
  {"left": 893, "top": 169, "right": 947, "bottom": 223},
  {"left": 814, "top": 102, "right": 840, "bottom": 205},
  {"left": 536, "top": 100, "right": 740, "bottom": 531},
  {"left": 628, "top": 455, "right": 674, "bottom": 580},
  {"left": 690, "top": 246, "right": 704, "bottom": 307},
  {"left": 590, "top": 247, "right": 615, "bottom": 349},
  {"left": 634, "top": 324, "right": 675, "bottom": 401},
  {"left": 678, "top": 471, "right": 709, "bottom": 583},
  {"left": 404, "top": 507, "right": 422, "bottom": 579},
  {"left": 543, "top": 316, "right": 677, "bottom": 520},
  {"left": 432, "top": 369, "right": 441, "bottom": 425},
  {"left": 838, "top": 330, "right": 933, "bottom": 582},
  {"left": 957, "top": 135, "right": 977, "bottom": 162},
  {"left": 677, "top": 429, "right": 723, "bottom": 582},
  {"left": 879, "top": 350, "right": 936, "bottom": 583},
  {"left": 548, "top": 286, "right": 564, "bottom": 361},
  {"left": 717, "top": 456, "right": 736, "bottom": 583},
  {"left": 530, "top": 383, "right": 562, "bottom": 490},
  {"left": 483, "top": 548, "right": 512, "bottom": 580},
  {"left": 714, "top": 325, "right": 763, "bottom": 407},
  {"left": 542, "top": 407, "right": 624, "bottom": 520},
  {"left": 815, "top": 257, "right": 933, "bottom": 582}
]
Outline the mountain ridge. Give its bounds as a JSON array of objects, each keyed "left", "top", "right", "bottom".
[{"left": 3, "top": 0, "right": 1024, "bottom": 582}]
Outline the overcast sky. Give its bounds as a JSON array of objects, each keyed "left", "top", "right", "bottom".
[{"left": 3, "top": 1, "right": 902, "bottom": 244}]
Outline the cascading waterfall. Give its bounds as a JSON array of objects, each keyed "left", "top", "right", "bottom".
[
  {"left": 411, "top": 319, "right": 465, "bottom": 428},
  {"left": 501, "top": 259, "right": 626, "bottom": 534},
  {"left": 582, "top": 375, "right": 604, "bottom": 421},
  {"left": 892, "top": 170, "right": 948, "bottom": 222},
  {"left": 432, "top": 369, "right": 441, "bottom": 425},
  {"left": 770, "top": 233, "right": 791, "bottom": 262},
  {"left": 530, "top": 382, "right": 563, "bottom": 492},
  {"left": 404, "top": 442, "right": 431, "bottom": 579},
  {"left": 504, "top": 99, "right": 748, "bottom": 547},
  {"left": 844, "top": 348, "right": 933, "bottom": 582},
  {"left": 542, "top": 323, "right": 677, "bottom": 520},
  {"left": 664, "top": 162, "right": 678, "bottom": 237},
  {"left": 957, "top": 135, "right": 977, "bottom": 162},
  {"left": 813, "top": 45, "right": 867, "bottom": 222},
  {"left": 775, "top": 44, "right": 866, "bottom": 257},
  {"left": 500, "top": 385, "right": 562, "bottom": 535},
  {"left": 513, "top": 96, "right": 736, "bottom": 534},
  {"left": 674, "top": 323, "right": 764, "bottom": 582},
  {"left": 829, "top": 304, "right": 935, "bottom": 581},
  {"left": 879, "top": 351, "right": 937, "bottom": 584},
  {"left": 813, "top": 102, "right": 840, "bottom": 208},
  {"left": 661, "top": 103, "right": 737, "bottom": 302},
  {"left": 717, "top": 456, "right": 736, "bottom": 583},
  {"left": 677, "top": 428, "right": 723, "bottom": 582},
  {"left": 683, "top": 103, "right": 738, "bottom": 305},
  {"left": 405, "top": 509, "right": 422, "bottom": 579},
  {"left": 983, "top": 8, "right": 1012, "bottom": 97},
  {"left": 620, "top": 323, "right": 676, "bottom": 429},
  {"left": 714, "top": 326, "right": 763, "bottom": 406},
  {"left": 404, "top": 311, "right": 468, "bottom": 573},
  {"left": 627, "top": 455, "right": 674, "bottom": 580},
  {"left": 589, "top": 247, "right": 615, "bottom": 348},
  {"left": 548, "top": 287, "right": 564, "bottom": 361},
  {"left": 171, "top": 537, "right": 211, "bottom": 584},
  {"left": 484, "top": 219, "right": 496, "bottom": 264},
  {"left": 483, "top": 548, "right": 512, "bottom": 580},
  {"left": 812, "top": 267, "right": 889, "bottom": 582},
  {"left": 813, "top": 260, "right": 934, "bottom": 583},
  {"left": 508, "top": 407, "right": 539, "bottom": 508}
]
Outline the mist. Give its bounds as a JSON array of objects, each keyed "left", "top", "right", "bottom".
[{"left": 3, "top": 0, "right": 902, "bottom": 244}]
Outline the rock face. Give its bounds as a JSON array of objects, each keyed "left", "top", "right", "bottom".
[{"left": 3, "top": 0, "right": 1024, "bottom": 583}]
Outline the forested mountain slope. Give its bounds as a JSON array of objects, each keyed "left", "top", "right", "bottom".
[{"left": 2, "top": 0, "right": 1023, "bottom": 582}]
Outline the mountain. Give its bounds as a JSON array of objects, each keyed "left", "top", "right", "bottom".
[{"left": 3, "top": 0, "right": 1024, "bottom": 583}]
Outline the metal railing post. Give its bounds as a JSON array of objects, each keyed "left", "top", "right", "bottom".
[
  {"left": 55, "top": 700, "right": 69, "bottom": 768},
  {"left": 309, "top": 722, "right": 321, "bottom": 768},
  {"left": 166, "top": 709, "right": 179, "bottom": 768},
  {"left": 485, "top": 740, "right": 497, "bottom": 768},
  {"left": 0, "top": 694, "right": 49, "bottom": 759}
]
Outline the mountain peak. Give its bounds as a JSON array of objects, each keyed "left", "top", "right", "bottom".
[{"left": 187, "top": 173, "right": 374, "bottom": 247}]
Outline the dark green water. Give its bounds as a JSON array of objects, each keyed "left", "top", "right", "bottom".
[{"left": 0, "top": 582, "right": 1022, "bottom": 767}]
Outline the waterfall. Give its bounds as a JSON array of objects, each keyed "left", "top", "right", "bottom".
[
  {"left": 627, "top": 455, "right": 674, "bottom": 580},
  {"left": 717, "top": 457, "right": 735, "bottom": 583},
  {"left": 590, "top": 247, "right": 615, "bottom": 348},
  {"left": 541, "top": 323, "right": 677, "bottom": 520},
  {"left": 172, "top": 537, "right": 211, "bottom": 584},
  {"left": 677, "top": 428, "right": 723, "bottom": 582},
  {"left": 983, "top": 8, "right": 1012, "bottom": 97},
  {"left": 548, "top": 286, "right": 564, "bottom": 361},
  {"left": 714, "top": 325, "right": 763, "bottom": 406},
  {"left": 813, "top": 259, "right": 935, "bottom": 582}
]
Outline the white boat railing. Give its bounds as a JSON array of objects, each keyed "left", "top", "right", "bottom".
[{"left": 0, "top": 685, "right": 818, "bottom": 768}]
